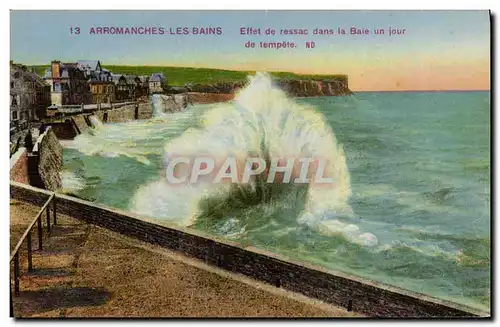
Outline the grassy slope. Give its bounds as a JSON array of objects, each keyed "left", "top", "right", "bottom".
[{"left": 31, "top": 65, "right": 346, "bottom": 86}]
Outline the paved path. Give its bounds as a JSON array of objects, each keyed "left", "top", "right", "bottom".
[{"left": 10, "top": 199, "right": 359, "bottom": 318}]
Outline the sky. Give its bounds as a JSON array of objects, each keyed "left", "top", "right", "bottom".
[{"left": 10, "top": 10, "right": 490, "bottom": 91}]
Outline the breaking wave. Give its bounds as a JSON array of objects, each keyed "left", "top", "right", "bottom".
[
  {"left": 61, "top": 115, "right": 159, "bottom": 165},
  {"left": 130, "top": 72, "right": 378, "bottom": 246},
  {"left": 60, "top": 170, "right": 86, "bottom": 193}
]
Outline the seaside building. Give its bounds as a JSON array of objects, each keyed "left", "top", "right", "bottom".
[
  {"left": 40, "top": 59, "right": 169, "bottom": 105},
  {"left": 136, "top": 75, "right": 150, "bottom": 99},
  {"left": 31, "top": 72, "right": 51, "bottom": 119},
  {"left": 76, "top": 60, "right": 103, "bottom": 76},
  {"left": 10, "top": 62, "right": 50, "bottom": 130},
  {"left": 43, "top": 61, "right": 91, "bottom": 106},
  {"left": 89, "top": 72, "right": 116, "bottom": 104},
  {"left": 77, "top": 60, "right": 116, "bottom": 104},
  {"left": 112, "top": 74, "right": 130, "bottom": 101},
  {"left": 149, "top": 72, "right": 166, "bottom": 94},
  {"left": 125, "top": 75, "right": 139, "bottom": 100}
]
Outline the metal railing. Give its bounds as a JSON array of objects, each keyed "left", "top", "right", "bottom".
[{"left": 10, "top": 194, "right": 57, "bottom": 317}]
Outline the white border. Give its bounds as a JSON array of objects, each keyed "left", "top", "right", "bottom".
[{"left": 2, "top": 1, "right": 496, "bottom": 326}]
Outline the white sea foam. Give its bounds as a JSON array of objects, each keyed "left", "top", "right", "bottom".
[
  {"left": 89, "top": 115, "right": 104, "bottom": 129},
  {"left": 60, "top": 170, "right": 86, "bottom": 193},
  {"left": 130, "top": 72, "right": 378, "bottom": 246}
]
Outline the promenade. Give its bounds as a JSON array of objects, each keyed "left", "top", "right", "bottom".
[{"left": 10, "top": 199, "right": 357, "bottom": 318}]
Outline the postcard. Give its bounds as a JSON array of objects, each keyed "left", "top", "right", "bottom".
[{"left": 9, "top": 10, "right": 491, "bottom": 318}]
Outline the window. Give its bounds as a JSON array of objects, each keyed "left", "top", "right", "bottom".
[
  {"left": 11, "top": 97, "right": 17, "bottom": 106},
  {"left": 10, "top": 82, "right": 14, "bottom": 89},
  {"left": 12, "top": 111, "right": 18, "bottom": 120}
]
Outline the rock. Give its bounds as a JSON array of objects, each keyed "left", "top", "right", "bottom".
[
  {"left": 182, "top": 77, "right": 351, "bottom": 98},
  {"left": 169, "top": 86, "right": 189, "bottom": 94},
  {"left": 154, "top": 94, "right": 189, "bottom": 113}
]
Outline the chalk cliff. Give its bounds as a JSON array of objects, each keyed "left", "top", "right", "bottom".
[
  {"left": 276, "top": 78, "right": 352, "bottom": 97},
  {"left": 174, "top": 77, "right": 351, "bottom": 99}
]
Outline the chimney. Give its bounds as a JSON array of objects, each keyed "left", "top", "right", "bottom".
[{"left": 51, "top": 60, "right": 61, "bottom": 78}]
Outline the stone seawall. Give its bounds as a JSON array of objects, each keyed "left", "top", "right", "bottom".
[
  {"left": 92, "top": 102, "right": 154, "bottom": 124},
  {"left": 99, "top": 106, "right": 134, "bottom": 123},
  {"left": 137, "top": 102, "right": 154, "bottom": 120},
  {"left": 10, "top": 181, "right": 487, "bottom": 318},
  {"left": 46, "top": 102, "right": 155, "bottom": 139},
  {"left": 49, "top": 121, "right": 79, "bottom": 140},
  {"left": 48, "top": 96, "right": 185, "bottom": 140},
  {"left": 28, "top": 127, "right": 63, "bottom": 191},
  {"left": 72, "top": 115, "right": 88, "bottom": 134}
]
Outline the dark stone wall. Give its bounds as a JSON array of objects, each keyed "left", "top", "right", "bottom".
[
  {"left": 35, "top": 128, "right": 63, "bottom": 191},
  {"left": 10, "top": 182, "right": 52, "bottom": 206},
  {"left": 27, "top": 153, "right": 44, "bottom": 189},
  {"left": 23, "top": 128, "right": 63, "bottom": 191},
  {"left": 46, "top": 102, "right": 154, "bottom": 140},
  {"left": 84, "top": 103, "right": 153, "bottom": 124},
  {"left": 47, "top": 121, "right": 78, "bottom": 140},
  {"left": 72, "top": 115, "right": 89, "bottom": 134},
  {"left": 94, "top": 102, "right": 153, "bottom": 123},
  {"left": 138, "top": 102, "right": 153, "bottom": 120},
  {"left": 9, "top": 182, "right": 487, "bottom": 318}
]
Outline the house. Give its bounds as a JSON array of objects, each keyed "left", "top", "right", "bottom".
[
  {"left": 112, "top": 74, "right": 130, "bottom": 101},
  {"left": 77, "top": 60, "right": 115, "bottom": 104},
  {"left": 110, "top": 73, "right": 149, "bottom": 101},
  {"left": 89, "top": 69, "right": 115, "bottom": 104},
  {"left": 136, "top": 75, "right": 150, "bottom": 99},
  {"left": 77, "top": 60, "right": 102, "bottom": 76},
  {"left": 89, "top": 70, "right": 115, "bottom": 104},
  {"left": 30, "top": 70, "right": 51, "bottom": 119},
  {"left": 43, "top": 61, "right": 91, "bottom": 106},
  {"left": 125, "top": 75, "right": 139, "bottom": 100},
  {"left": 10, "top": 62, "right": 50, "bottom": 128},
  {"left": 149, "top": 72, "right": 166, "bottom": 94}
]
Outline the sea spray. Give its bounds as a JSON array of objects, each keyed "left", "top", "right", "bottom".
[
  {"left": 89, "top": 115, "right": 104, "bottom": 129},
  {"left": 63, "top": 115, "right": 153, "bottom": 165},
  {"left": 151, "top": 94, "right": 166, "bottom": 117},
  {"left": 152, "top": 93, "right": 189, "bottom": 115},
  {"left": 130, "top": 72, "right": 378, "bottom": 246},
  {"left": 60, "top": 170, "right": 86, "bottom": 193}
]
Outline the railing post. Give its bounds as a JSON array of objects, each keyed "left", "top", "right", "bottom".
[
  {"left": 13, "top": 253, "right": 20, "bottom": 296},
  {"left": 37, "top": 217, "right": 43, "bottom": 250},
  {"left": 10, "top": 278, "right": 14, "bottom": 317},
  {"left": 27, "top": 231, "right": 33, "bottom": 272},
  {"left": 52, "top": 196, "right": 57, "bottom": 225},
  {"left": 46, "top": 207, "right": 51, "bottom": 235}
]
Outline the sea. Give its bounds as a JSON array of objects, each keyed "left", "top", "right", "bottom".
[{"left": 59, "top": 73, "right": 490, "bottom": 311}]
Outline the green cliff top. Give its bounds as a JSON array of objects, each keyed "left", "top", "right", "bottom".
[{"left": 30, "top": 65, "right": 347, "bottom": 86}]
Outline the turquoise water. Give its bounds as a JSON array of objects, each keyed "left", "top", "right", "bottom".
[{"left": 61, "top": 85, "right": 490, "bottom": 311}]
